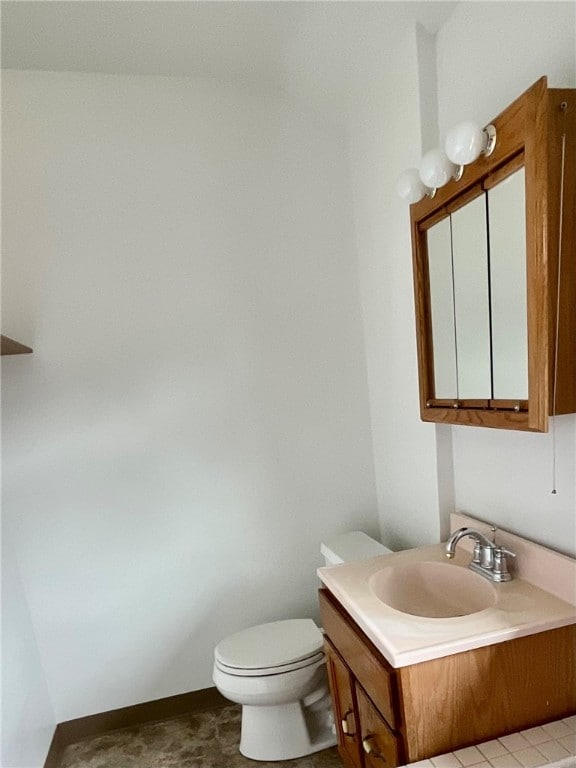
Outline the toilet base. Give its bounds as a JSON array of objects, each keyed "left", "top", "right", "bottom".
[{"left": 239, "top": 694, "right": 336, "bottom": 761}]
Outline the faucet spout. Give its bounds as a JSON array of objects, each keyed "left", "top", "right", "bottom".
[
  {"left": 444, "top": 526, "right": 514, "bottom": 582},
  {"left": 445, "top": 527, "right": 494, "bottom": 559}
]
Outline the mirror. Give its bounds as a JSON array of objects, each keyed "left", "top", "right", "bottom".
[
  {"left": 426, "top": 167, "right": 526, "bottom": 403},
  {"left": 427, "top": 217, "right": 456, "bottom": 398},
  {"left": 451, "top": 194, "right": 491, "bottom": 399},
  {"left": 488, "top": 169, "right": 528, "bottom": 399}
]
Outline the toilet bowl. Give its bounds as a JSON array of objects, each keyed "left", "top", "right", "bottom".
[
  {"left": 212, "top": 531, "right": 392, "bottom": 761},
  {"left": 213, "top": 619, "right": 334, "bottom": 761}
]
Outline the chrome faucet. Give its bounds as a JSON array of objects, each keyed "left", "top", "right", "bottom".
[{"left": 445, "top": 527, "right": 515, "bottom": 582}]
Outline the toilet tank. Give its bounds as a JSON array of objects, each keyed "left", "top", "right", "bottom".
[{"left": 321, "top": 531, "right": 392, "bottom": 566}]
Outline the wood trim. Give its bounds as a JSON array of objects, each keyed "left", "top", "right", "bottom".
[
  {"left": 548, "top": 88, "right": 576, "bottom": 416},
  {"left": 488, "top": 399, "right": 528, "bottom": 411},
  {"left": 419, "top": 207, "right": 450, "bottom": 231},
  {"left": 426, "top": 399, "right": 527, "bottom": 412},
  {"left": 445, "top": 182, "right": 484, "bottom": 215},
  {"left": 483, "top": 152, "right": 524, "bottom": 190},
  {"left": 1, "top": 335, "right": 33, "bottom": 355},
  {"left": 43, "top": 687, "right": 227, "bottom": 767},
  {"left": 524, "top": 76, "right": 550, "bottom": 432},
  {"left": 420, "top": 405, "right": 533, "bottom": 430},
  {"left": 426, "top": 399, "right": 490, "bottom": 409},
  {"left": 418, "top": 182, "right": 484, "bottom": 229},
  {"left": 411, "top": 218, "right": 435, "bottom": 417}
]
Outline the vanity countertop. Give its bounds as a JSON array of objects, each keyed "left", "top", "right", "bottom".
[{"left": 317, "top": 540, "right": 576, "bottom": 668}]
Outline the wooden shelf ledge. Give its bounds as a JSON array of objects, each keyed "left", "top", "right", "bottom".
[{"left": 1, "top": 335, "right": 33, "bottom": 355}]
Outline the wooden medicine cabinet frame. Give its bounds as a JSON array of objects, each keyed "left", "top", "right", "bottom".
[{"left": 410, "top": 77, "right": 576, "bottom": 431}]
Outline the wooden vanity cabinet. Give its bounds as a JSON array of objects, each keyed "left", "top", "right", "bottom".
[{"left": 320, "top": 588, "right": 576, "bottom": 766}]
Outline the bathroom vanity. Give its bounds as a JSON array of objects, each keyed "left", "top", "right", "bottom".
[{"left": 318, "top": 519, "right": 576, "bottom": 767}]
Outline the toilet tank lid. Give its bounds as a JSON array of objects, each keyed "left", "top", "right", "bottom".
[
  {"left": 215, "top": 619, "right": 323, "bottom": 669},
  {"left": 321, "top": 531, "right": 391, "bottom": 564}
]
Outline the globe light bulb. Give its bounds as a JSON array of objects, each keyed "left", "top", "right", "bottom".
[
  {"left": 445, "top": 121, "right": 497, "bottom": 165},
  {"left": 396, "top": 168, "right": 430, "bottom": 204},
  {"left": 419, "top": 148, "right": 458, "bottom": 189},
  {"left": 445, "top": 121, "right": 485, "bottom": 165}
]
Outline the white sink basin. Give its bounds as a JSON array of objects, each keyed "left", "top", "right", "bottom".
[{"left": 369, "top": 561, "right": 497, "bottom": 619}]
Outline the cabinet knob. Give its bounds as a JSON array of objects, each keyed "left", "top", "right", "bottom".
[
  {"left": 341, "top": 709, "right": 355, "bottom": 736},
  {"left": 362, "top": 735, "right": 385, "bottom": 761}
]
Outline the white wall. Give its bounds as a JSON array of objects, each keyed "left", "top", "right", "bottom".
[
  {"left": 347, "top": 1, "right": 576, "bottom": 556},
  {"left": 1, "top": 539, "right": 56, "bottom": 768},
  {"left": 436, "top": 1, "right": 576, "bottom": 555},
  {"left": 1, "top": 69, "right": 378, "bottom": 725},
  {"left": 347, "top": 28, "right": 447, "bottom": 551}
]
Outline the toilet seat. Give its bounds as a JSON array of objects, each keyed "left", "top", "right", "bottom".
[
  {"left": 215, "top": 619, "right": 324, "bottom": 674},
  {"left": 215, "top": 649, "right": 325, "bottom": 677}
]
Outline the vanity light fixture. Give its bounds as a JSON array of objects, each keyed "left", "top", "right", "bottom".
[{"left": 397, "top": 121, "right": 497, "bottom": 203}]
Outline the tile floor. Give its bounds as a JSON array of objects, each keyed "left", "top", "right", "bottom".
[
  {"left": 403, "top": 716, "right": 576, "bottom": 768},
  {"left": 59, "top": 703, "right": 343, "bottom": 768}
]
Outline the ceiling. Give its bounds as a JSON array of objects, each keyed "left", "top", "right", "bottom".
[{"left": 1, "top": 1, "right": 457, "bottom": 108}]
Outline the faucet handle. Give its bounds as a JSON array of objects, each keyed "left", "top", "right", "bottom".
[
  {"left": 472, "top": 542, "right": 483, "bottom": 564},
  {"left": 495, "top": 546, "right": 516, "bottom": 559},
  {"left": 493, "top": 546, "right": 516, "bottom": 580}
]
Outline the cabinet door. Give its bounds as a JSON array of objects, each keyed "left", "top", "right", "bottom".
[
  {"left": 488, "top": 167, "right": 528, "bottom": 399},
  {"left": 356, "top": 685, "right": 400, "bottom": 768},
  {"left": 427, "top": 215, "right": 457, "bottom": 399},
  {"left": 427, "top": 195, "right": 491, "bottom": 401},
  {"left": 450, "top": 193, "right": 491, "bottom": 399},
  {"left": 324, "top": 640, "right": 363, "bottom": 768}
]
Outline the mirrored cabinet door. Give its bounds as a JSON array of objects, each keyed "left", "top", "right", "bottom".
[
  {"left": 427, "top": 217, "right": 457, "bottom": 399},
  {"left": 451, "top": 195, "right": 491, "bottom": 399},
  {"left": 425, "top": 194, "right": 494, "bottom": 403},
  {"left": 488, "top": 168, "right": 528, "bottom": 400}
]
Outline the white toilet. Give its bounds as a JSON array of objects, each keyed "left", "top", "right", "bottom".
[{"left": 212, "top": 531, "right": 392, "bottom": 761}]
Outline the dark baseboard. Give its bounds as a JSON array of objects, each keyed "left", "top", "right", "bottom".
[
  {"left": 43, "top": 687, "right": 228, "bottom": 767},
  {"left": 43, "top": 728, "right": 65, "bottom": 768}
]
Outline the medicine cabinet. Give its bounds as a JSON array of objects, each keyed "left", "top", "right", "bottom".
[{"left": 410, "top": 77, "right": 576, "bottom": 431}]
